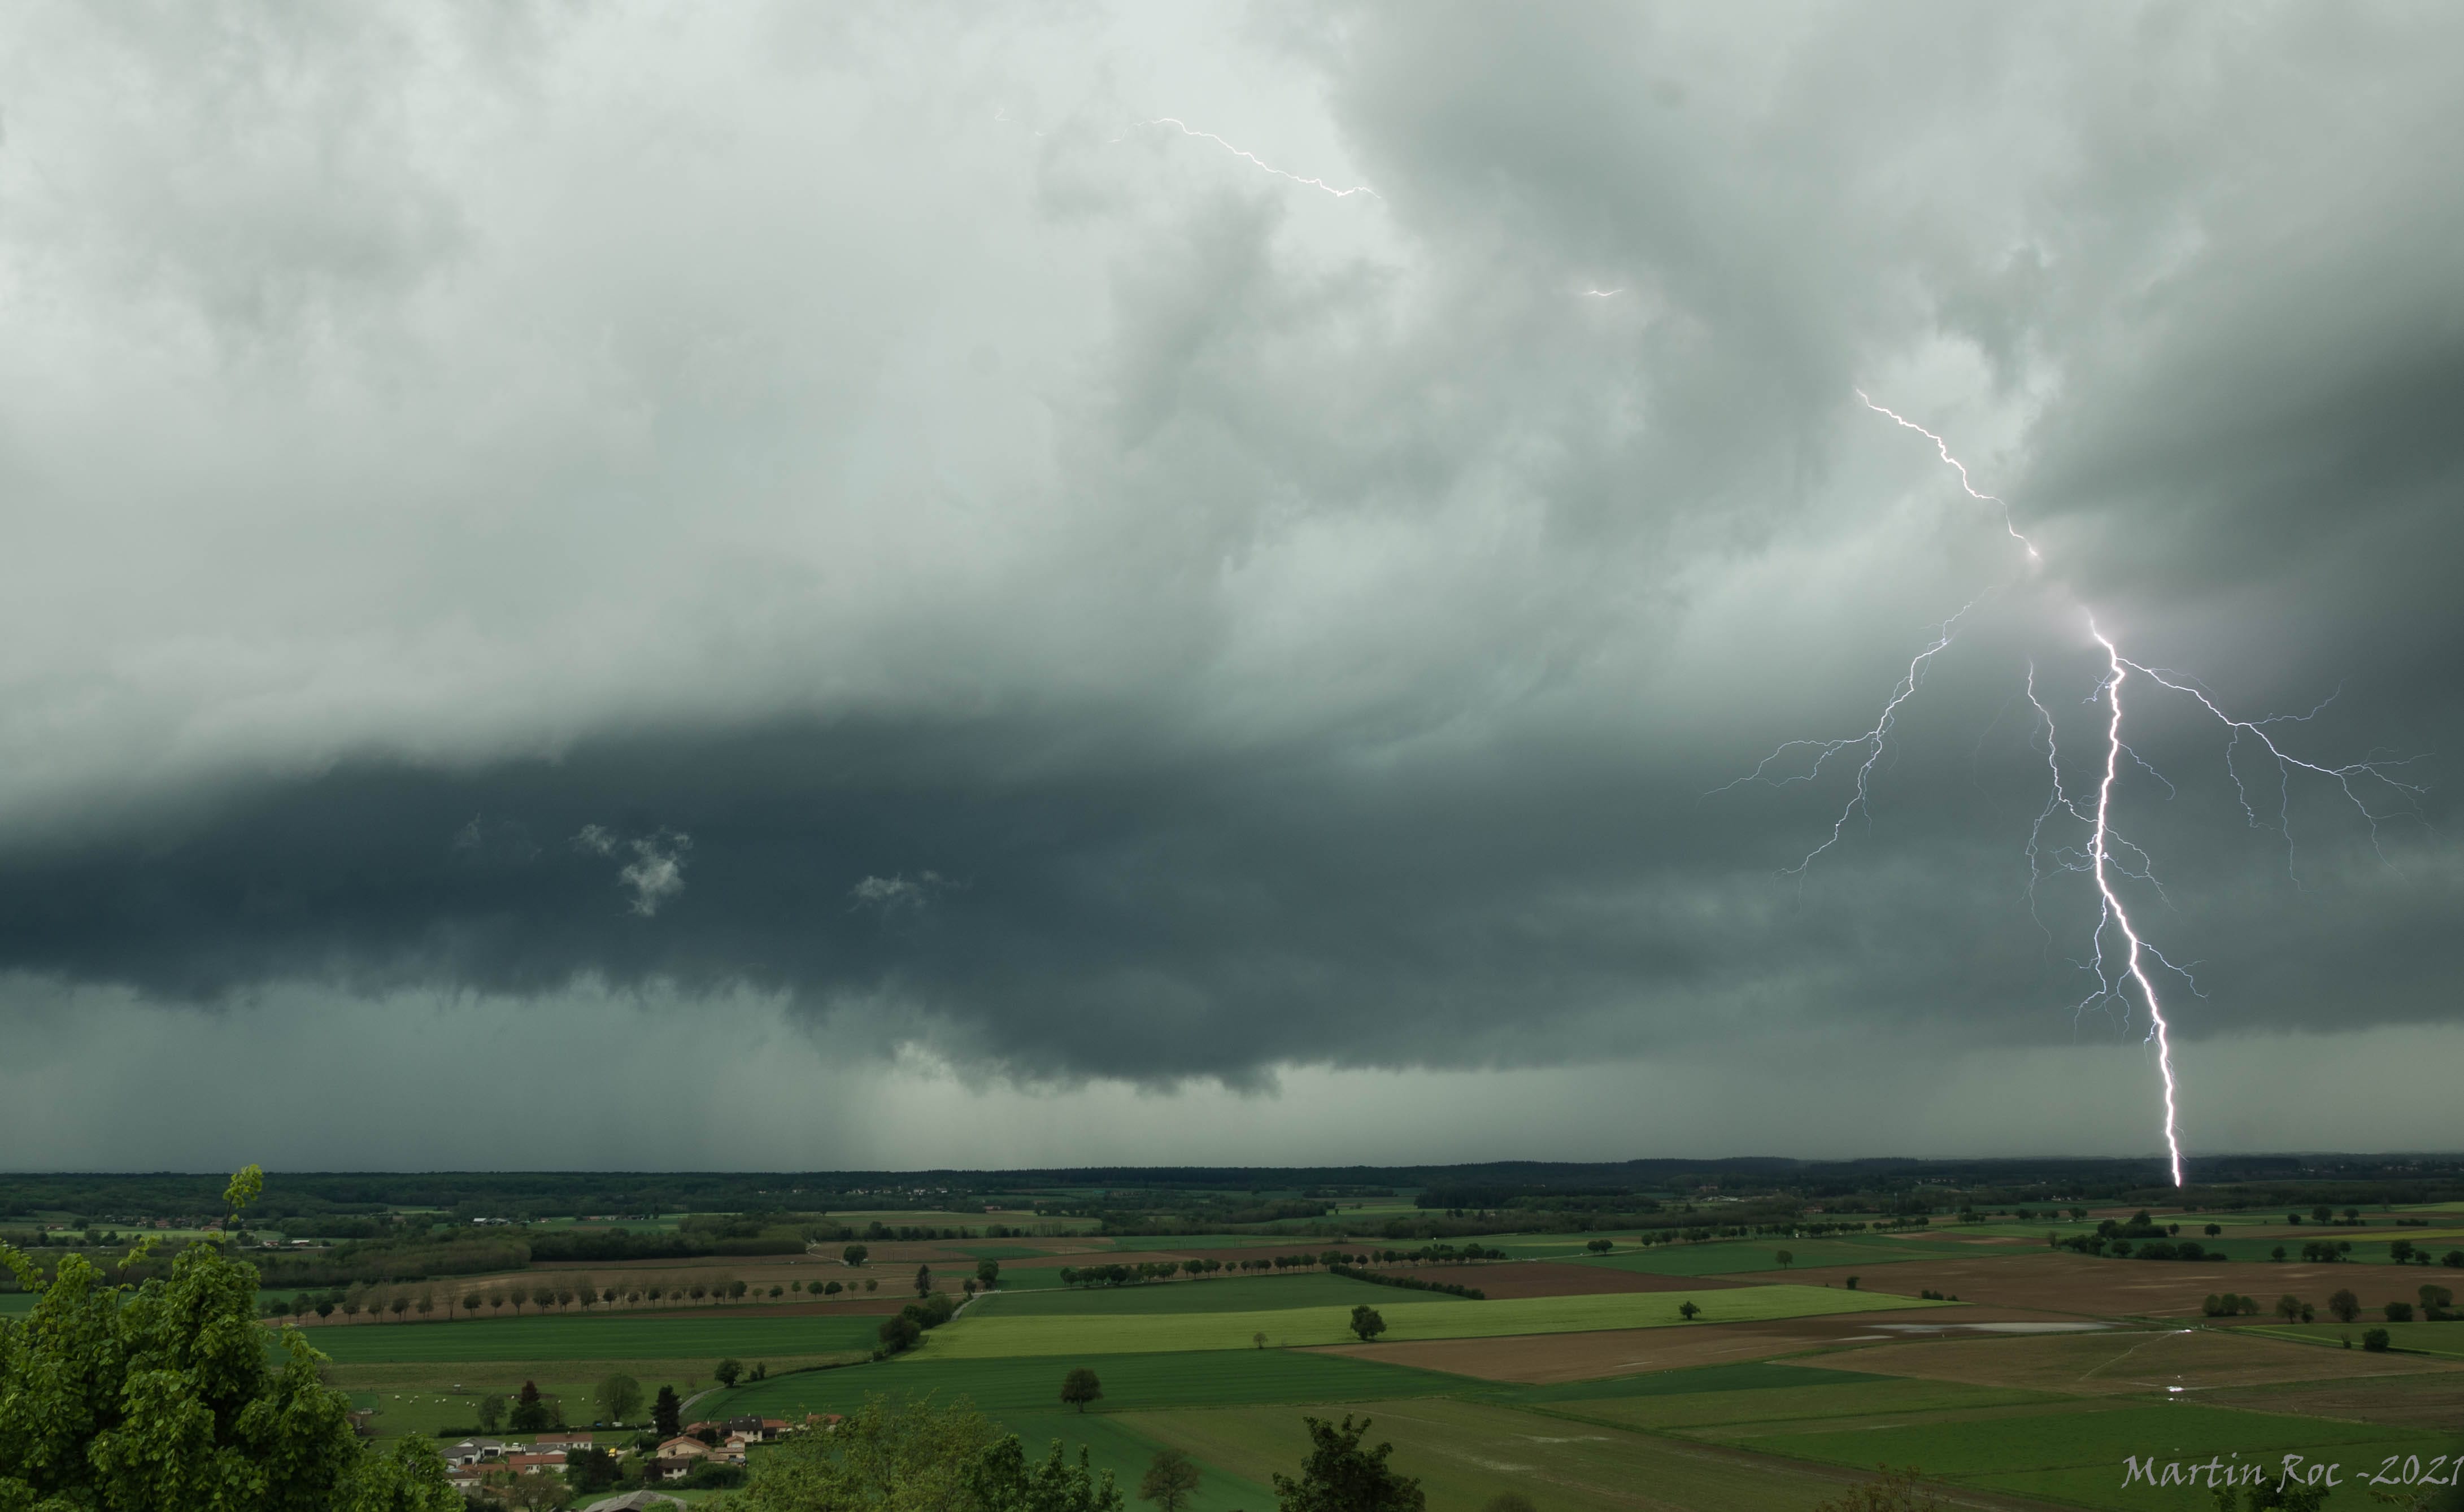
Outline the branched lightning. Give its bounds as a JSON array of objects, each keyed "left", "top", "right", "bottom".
[
  {"left": 1721, "top": 391, "right": 2421, "bottom": 1187},
  {"left": 1712, "top": 602, "right": 1980, "bottom": 876},
  {"left": 1138, "top": 118, "right": 1379, "bottom": 199}
]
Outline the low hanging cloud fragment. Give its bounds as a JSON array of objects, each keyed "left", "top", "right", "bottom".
[
  {"left": 574, "top": 825, "right": 693, "bottom": 917},
  {"left": 848, "top": 870, "right": 953, "bottom": 913}
]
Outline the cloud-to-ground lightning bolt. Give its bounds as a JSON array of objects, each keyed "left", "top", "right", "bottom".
[
  {"left": 1724, "top": 392, "right": 2421, "bottom": 1187},
  {"left": 1137, "top": 118, "right": 1379, "bottom": 199},
  {"left": 2086, "top": 625, "right": 2185, "bottom": 1185}
]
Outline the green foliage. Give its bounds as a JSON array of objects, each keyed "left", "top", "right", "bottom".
[
  {"left": 716, "top": 1357, "right": 746, "bottom": 1388},
  {"left": 508, "top": 1379, "right": 552, "bottom": 1432},
  {"left": 594, "top": 1372, "right": 642, "bottom": 1426},
  {"left": 653, "top": 1383, "right": 682, "bottom": 1437},
  {"left": 2208, "top": 1478, "right": 2330, "bottom": 1510},
  {"left": 727, "top": 1396, "right": 1129, "bottom": 1511},
  {"left": 1138, "top": 1446, "right": 1204, "bottom": 1512},
  {"left": 567, "top": 1445, "right": 622, "bottom": 1494},
  {"left": 1348, "top": 1305, "right": 1386, "bottom": 1342},
  {"left": 2363, "top": 1326, "right": 2392, "bottom": 1351},
  {"left": 0, "top": 1179, "right": 456, "bottom": 1512},
  {"left": 725, "top": 1394, "right": 999, "bottom": 1511},
  {"left": 1270, "top": 1414, "right": 1426, "bottom": 1512},
  {"left": 340, "top": 1438, "right": 464, "bottom": 1512},
  {"left": 224, "top": 1165, "right": 265, "bottom": 1225},
  {"left": 1060, "top": 1367, "right": 1104, "bottom": 1413},
  {"left": 1811, "top": 1467, "right": 1944, "bottom": 1511},
  {"left": 968, "top": 1435, "right": 1126, "bottom": 1512}
]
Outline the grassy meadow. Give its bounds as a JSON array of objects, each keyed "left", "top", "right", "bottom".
[
  {"left": 293, "top": 1310, "right": 882, "bottom": 1363},
  {"left": 919, "top": 1284, "right": 1940, "bottom": 1359}
]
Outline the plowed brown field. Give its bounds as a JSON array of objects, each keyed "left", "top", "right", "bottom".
[{"left": 1438, "top": 1261, "right": 1750, "bottom": 1299}]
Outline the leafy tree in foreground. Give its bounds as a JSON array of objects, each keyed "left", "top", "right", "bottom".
[
  {"left": 1061, "top": 1366, "right": 1104, "bottom": 1413},
  {"left": 1270, "top": 1415, "right": 1425, "bottom": 1512},
  {"left": 726, "top": 1394, "right": 996, "bottom": 1511},
  {"left": 1349, "top": 1305, "right": 1386, "bottom": 1342},
  {"left": 2209, "top": 1476, "right": 2332, "bottom": 1510},
  {"left": 1139, "top": 1446, "right": 1204, "bottom": 1512},
  {"left": 1811, "top": 1466, "right": 1945, "bottom": 1511},
  {"left": 0, "top": 1164, "right": 459, "bottom": 1512},
  {"left": 970, "top": 1436, "right": 1125, "bottom": 1512}
]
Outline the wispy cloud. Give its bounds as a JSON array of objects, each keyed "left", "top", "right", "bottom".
[{"left": 575, "top": 826, "right": 693, "bottom": 916}]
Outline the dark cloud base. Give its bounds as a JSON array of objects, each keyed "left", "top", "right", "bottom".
[{"left": 3, "top": 689, "right": 2449, "bottom": 1083}]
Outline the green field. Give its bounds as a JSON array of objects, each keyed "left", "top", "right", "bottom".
[
  {"left": 1552, "top": 1376, "right": 2062, "bottom": 1431},
  {"left": 973, "top": 1273, "right": 1460, "bottom": 1317},
  {"left": 2247, "top": 1321, "right": 2464, "bottom": 1357},
  {"left": 923, "top": 1284, "right": 1943, "bottom": 1360},
  {"left": 989, "top": 1411, "right": 1269, "bottom": 1512},
  {"left": 717, "top": 1347, "right": 1472, "bottom": 1418},
  {"left": 1131, "top": 1397, "right": 1857, "bottom": 1512},
  {"left": 1718, "top": 1400, "right": 2453, "bottom": 1510},
  {"left": 289, "top": 1312, "right": 882, "bottom": 1363}
]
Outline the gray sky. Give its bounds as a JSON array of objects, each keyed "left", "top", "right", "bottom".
[{"left": 2, "top": 3, "right": 2457, "bottom": 1170}]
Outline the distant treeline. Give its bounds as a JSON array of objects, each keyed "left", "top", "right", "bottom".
[
  {"left": 1328, "top": 1263, "right": 1484, "bottom": 1300},
  {"left": 7, "top": 1154, "right": 2464, "bottom": 1234}
]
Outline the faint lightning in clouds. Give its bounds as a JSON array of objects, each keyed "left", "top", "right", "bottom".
[
  {"left": 1709, "top": 602, "right": 1981, "bottom": 876},
  {"left": 1138, "top": 117, "right": 1379, "bottom": 199},
  {"left": 1855, "top": 389, "right": 2038, "bottom": 559}
]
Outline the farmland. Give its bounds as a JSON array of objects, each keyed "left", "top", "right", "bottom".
[
  {"left": 22, "top": 1159, "right": 2464, "bottom": 1509},
  {"left": 922, "top": 1284, "right": 1942, "bottom": 1359},
  {"left": 296, "top": 1310, "right": 883, "bottom": 1363}
]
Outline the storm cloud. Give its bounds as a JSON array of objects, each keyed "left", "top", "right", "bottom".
[{"left": 0, "top": 3, "right": 2457, "bottom": 1160}]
